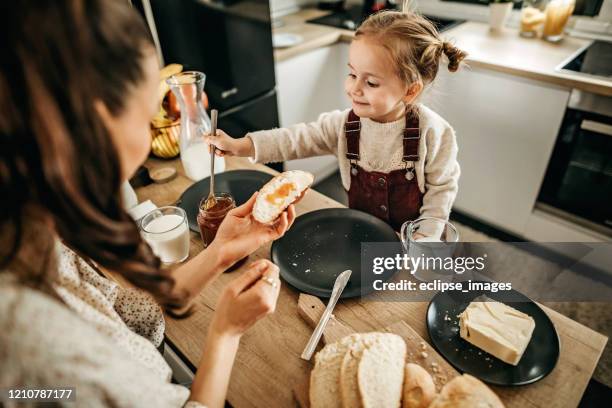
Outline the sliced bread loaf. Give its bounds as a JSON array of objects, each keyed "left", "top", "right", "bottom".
[
  {"left": 428, "top": 374, "right": 504, "bottom": 408},
  {"left": 357, "top": 334, "right": 407, "bottom": 408},
  {"left": 339, "top": 333, "right": 389, "bottom": 408},
  {"left": 310, "top": 334, "right": 362, "bottom": 408},
  {"left": 402, "top": 363, "right": 436, "bottom": 408}
]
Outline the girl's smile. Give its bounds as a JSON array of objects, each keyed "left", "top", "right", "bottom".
[{"left": 345, "top": 37, "right": 413, "bottom": 123}]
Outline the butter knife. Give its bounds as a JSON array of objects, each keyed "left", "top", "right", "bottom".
[{"left": 300, "top": 270, "right": 352, "bottom": 360}]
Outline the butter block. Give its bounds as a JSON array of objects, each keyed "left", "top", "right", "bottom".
[{"left": 459, "top": 297, "right": 535, "bottom": 366}]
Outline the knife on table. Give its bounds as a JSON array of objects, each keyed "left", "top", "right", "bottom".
[{"left": 300, "top": 269, "right": 352, "bottom": 360}]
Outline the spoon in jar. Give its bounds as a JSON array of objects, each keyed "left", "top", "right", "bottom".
[{"left": 204, "top": 109, "right": 219, "bottom": 210}]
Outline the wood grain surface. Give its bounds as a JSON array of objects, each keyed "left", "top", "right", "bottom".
[
  {"left": 127, "top": 157, "right": 607, "bottom": 408},
  {"left": 293, "top": 294, "right": 460, "bottom": 407}
]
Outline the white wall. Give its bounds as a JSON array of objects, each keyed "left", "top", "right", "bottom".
[{"left": 275, "top": 43, "right": 351, "bottom": 182}]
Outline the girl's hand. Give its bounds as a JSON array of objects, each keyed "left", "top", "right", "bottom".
[
  {"left": 204, "top": 129, "right": 255, "bottom": 158},
  {"left": 412, "top": 232, "right": 427, "bottom": 241},
  {"left": 210, "top": 192, "right": 296, "bottom": 269},
  {"left": 210, "top": 260, "right": 281, "bottom": 337}
]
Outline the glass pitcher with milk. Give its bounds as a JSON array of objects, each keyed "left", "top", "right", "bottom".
[{"left": 166, "top": 71, "right": 225, "bottom": 181}]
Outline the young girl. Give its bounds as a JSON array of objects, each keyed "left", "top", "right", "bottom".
[{"left": 206, "top": 8, "right": 467, "bottom": 231}]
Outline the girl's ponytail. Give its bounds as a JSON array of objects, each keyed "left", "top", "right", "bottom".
[{"left": 442, "top": 42, "right": 467, "bottom": 72}]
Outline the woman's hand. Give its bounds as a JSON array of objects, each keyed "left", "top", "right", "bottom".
[
  {"left": 210, "top": 192, "right": 296, "bottom": 269},
  {"left": 210, "top": 260, "right": 281, "bottom": 337},
  {"left": 190, "top": 260, "right": 280, "bottom": 407},
  {"left": 204, "top": 130, "right": 255, "bottom": 158}
]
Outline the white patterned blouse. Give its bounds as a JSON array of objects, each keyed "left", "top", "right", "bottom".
[{"left": 0, "top": 240, "right": 205, "bottom": 408}]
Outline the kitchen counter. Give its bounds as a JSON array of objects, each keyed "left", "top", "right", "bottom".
[
  {"left": 118, "top": 156, "right": 608, "bottom": 408},
  {"left": 274, "top": 8, "right": 612, "bottom": 96}
]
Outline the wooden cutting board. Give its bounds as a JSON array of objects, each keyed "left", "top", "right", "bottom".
[{"left": 294, "top": 294, "right": 459, "bottom": 408}]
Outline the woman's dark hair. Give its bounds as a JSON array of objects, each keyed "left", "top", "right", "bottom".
[{"left": 0, "top": 0, "right": 185, "bottom": 311}]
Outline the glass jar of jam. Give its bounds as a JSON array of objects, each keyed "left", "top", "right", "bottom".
[
  {"left": 197, "top": 192, "right": 247, "bottom": 272},
  {"left": 197, "top": 192, "right": 235, "bottom": 247}
]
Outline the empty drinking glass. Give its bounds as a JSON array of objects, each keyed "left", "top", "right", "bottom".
[{"left": 400, "top": 217, "right": 459, "bottom": 281}]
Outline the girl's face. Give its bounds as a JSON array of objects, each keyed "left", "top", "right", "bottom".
[
  {"left": 345, "top": 37, "right": 415, "bottom": 123},
  {"left": 96, "top": 50, "right": 160, "bottom": 181}
]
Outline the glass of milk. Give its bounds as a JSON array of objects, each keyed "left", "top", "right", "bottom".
[
  {"left": 166, "top": 71, "right": 225, "bottom": 181},
  {"left": 400, "top": 217, "right": 459, "bottom": 282},
  {"left": 140, "top": 206, "right": 190, "bottom": 264}
]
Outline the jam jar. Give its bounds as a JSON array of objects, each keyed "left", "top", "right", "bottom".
[
  {"left": 197, "top": 192, "right": 235, "bottom": 247},
  {"left": 197, "top": 192, "right": 247, "bottom": 272}
]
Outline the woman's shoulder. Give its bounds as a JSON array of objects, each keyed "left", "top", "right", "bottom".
[
  {"left": 0, "top": 277, "right": 191, "bottom": 407},
  {"left": 0, "top": 278, "right": 87, "bottom": 383},
  {"left": 0, "top": 276, "right": 94, "bottom": 360}
]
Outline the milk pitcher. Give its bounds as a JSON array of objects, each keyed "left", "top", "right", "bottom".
[{"left": 166, "top": 71, "right": 224, "bottom": 181}]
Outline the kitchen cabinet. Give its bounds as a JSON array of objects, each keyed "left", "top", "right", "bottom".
[
  {"left": 275, "top": 42, "right": 350, "bottom": 183},
  {"left": 422, "top": 66, "right": 570, "bottom": 235}
]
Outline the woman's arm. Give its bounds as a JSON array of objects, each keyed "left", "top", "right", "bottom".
[
  {"left": 167, "top": 241, "right": 227, "bottom": 307},
  {"left": 189, "top": 330, "right": 240, "bottom": 408},
  {"left": 169, "top": 193, "right": 295, "bottom": 307},
  {"left": 189, "top": 260, "right": 281, "bottom": 408}
]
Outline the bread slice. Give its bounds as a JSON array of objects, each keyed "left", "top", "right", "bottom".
[
  {"left": 253, "top": 170, "right": 314, "bottom": 223},
  {"left": 402, "top": 363, "right": 436, "bottom": 408},
  {"left": 310, "top": 334, "right": 362, "bottom": 408},
  {"left": 428, "top": 374, "right": 504, "bottom": 408},
  {"left": 339, "top": 333, "right": 389, "bottom": 408},
  {"left": 340, "top": 345, "right": 364, "bottom": 408},
  {"left": 357, "top": 334, "right": 406, "bottom": 408}
]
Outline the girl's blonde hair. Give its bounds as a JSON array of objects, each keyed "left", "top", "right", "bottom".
[{"left": 355, "top": 7, "right": 467, "bottom": 87}]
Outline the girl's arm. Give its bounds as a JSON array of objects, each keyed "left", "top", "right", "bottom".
[
  {"left": 419, "top": 126, "right": 460, "bottom": 221},
  {"left": 205, "top": 109, "right": 348, "bottom": 164}
]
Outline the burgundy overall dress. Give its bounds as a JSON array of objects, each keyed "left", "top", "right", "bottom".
[{"left": 345, "top": 108, "right": 425, "bottom": 231}]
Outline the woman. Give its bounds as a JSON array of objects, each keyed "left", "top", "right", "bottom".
[{"left": 0, "top": 1, "right": 294, "bottom": 407}]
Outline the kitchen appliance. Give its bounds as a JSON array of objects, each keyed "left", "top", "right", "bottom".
[
  {"left": 540, "top": 42, "right": 612, "bottom": 235},
  {"left": 307, "top": 3, "right": 465, "bottom": 31},
  {"left": 558, "top": 40, "right": 612, "bottom": 79},
  {"left": 132, "top": 0, "right": 283, "bottom": 171},
  {"left": 538, "top": 87, "right": 612, "bottom": 234},
  {"left": 317, "top": 0, "right": 346, "bottom": 12}
]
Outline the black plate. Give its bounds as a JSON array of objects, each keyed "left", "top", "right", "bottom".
[
  {"left": 426, "top": 286, "right": 560, "bottom": 386},
  {"left": 178, "top": 170, "right": 274, "bottom": 232},
  {"left": 271, "top": 208, "right": 400, "bottom": 298}
]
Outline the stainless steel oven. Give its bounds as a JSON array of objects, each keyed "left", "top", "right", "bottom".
[{"left": 538, "top": 89, "right": 612, "bottom": 235}]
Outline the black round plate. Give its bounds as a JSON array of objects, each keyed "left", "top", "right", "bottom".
[
  {"left": 426, "top": 285, "right": 560, "bottom": 386},
  {"left": 271, "top": 208, "right": 400, "bottom": 298},
  {"left": 178, "top": 170, "right": 274, "bottom": 232}
]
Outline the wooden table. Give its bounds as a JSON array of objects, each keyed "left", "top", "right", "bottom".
[{"left": 135, "top": 157, "right": 607, "bottom": 408}]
